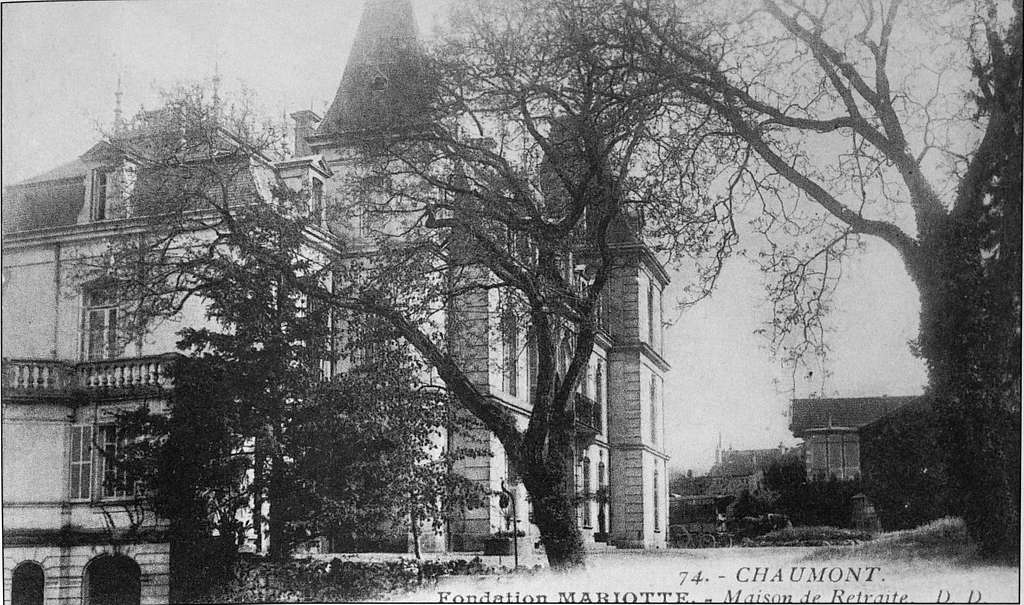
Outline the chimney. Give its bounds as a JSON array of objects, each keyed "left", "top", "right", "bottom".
[{"left": 290, "top": 110, "right": 322, "bottom": 156}]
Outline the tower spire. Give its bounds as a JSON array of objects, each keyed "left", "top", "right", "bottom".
[
  {"left": 113, "top": 74, "right": 125, "bottom": 133},
  {"left": 212, "top": 63, "right": 222, "bottom": 115},
  {"left": 311, "top": 0, "right": 432, "bottom": 145}
]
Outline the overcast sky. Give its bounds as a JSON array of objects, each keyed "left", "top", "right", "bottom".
[{"left": 1, "top": 0, "right": 928, "bottom": 473}]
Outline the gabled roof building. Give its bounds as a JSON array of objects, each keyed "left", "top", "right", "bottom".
[{"left": 790, "top": 396, "right": 921, "bottom": 481}]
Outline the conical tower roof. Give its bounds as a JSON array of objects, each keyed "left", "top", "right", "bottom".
[{"left": 312, "top": 0, "right": 433, "bottom": 144}]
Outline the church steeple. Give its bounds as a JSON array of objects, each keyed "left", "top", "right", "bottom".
[{"left": 311, "top": 0, "right": 433, "bottom": 147}]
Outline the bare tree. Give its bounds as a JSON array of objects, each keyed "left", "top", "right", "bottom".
[
  {"left": 319, "top": 0, "right": 734, "bottom": 567},
  {"left": 98, "top": 0, "right": 732, "bottom": 568},
  {"left": 629, "top": 0, "right": 1021, "bottom": 558}
]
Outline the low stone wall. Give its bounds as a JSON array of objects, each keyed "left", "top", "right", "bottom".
[{"left": 192, "top": 555, "right": 498, "bottom": 603}]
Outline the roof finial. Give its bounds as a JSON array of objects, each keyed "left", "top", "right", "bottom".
[
  {"left": 114, "top": 74, "right": 125, "bottom": 133},
  {"left": 212, "top": 62, "right": 222, "bottom": 113}
]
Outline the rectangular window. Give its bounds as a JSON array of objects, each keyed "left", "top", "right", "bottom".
[
  {"left": 501, "top": 314, "right": 518, "bottom": 397},
  {"left": 828, "top": 434, "right": 844, "bottom": 479},
  {"left": 582, "top": 457, "right": 592, "bottom": 528},
  {"left": 653, "top": 468, "right": 661, "bottom": 532},
  {"left": 647, "top": 281, "right": 655, "bottom": 344},
  {"left": 505, "top": 454, "right": 520, "bottom": 485},
  {"left": 92, "top": 170, "right": 109, "bottom": 221},
  {"left": 595, "top": 362, "right": 604, "bottom": 433},
  {"left": 98, "top": 425, "right": 129, "bottom": 498},
  {"left": 310, "top": 179, "right": 324, "bottom": 222},
  {"left": 84, "top": 288, "right": 120, "bottom": 361},
  {"left": 657, "top": 286, "right": 663, "bottom": 354},
  {"left": 526, "top": 332, "right": 537, "bottom": 405},
  {"left": 843, "top": 435, "right": 861, "bottom": 479},
  {"left": 650, "top": 375, "right": 658, "bottom": 445},
  {"left": 70, "top": 425, "right": 93, "bottom": 500}
]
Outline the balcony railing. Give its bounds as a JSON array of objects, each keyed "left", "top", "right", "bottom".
[
  {"left": 574, "top": 392, "right": 603, "bottom": 435},
  {"left": 3, "top": 359, "right": 71, "bottom": 393},
  {"left": 3, "top": 354, "right": 176, "bottom": 398}
]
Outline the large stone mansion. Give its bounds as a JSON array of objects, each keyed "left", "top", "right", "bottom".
[{"left": 1, "top": 1, "right": 670, "bottom": 603}]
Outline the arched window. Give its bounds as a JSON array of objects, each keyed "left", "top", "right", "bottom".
[
  {"left": 11, "top": 561, "right": 44, "bottom": 605},
  {"left": 83, "top": 554, "right": 140, "bottom": 605}
]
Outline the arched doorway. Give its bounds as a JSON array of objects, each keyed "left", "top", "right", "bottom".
[
  {"left": 11, "top": 561, "right": 44, "bottom": 605},
  {"left": 83, "top": 554, "right": 140, "bottom": 605}
]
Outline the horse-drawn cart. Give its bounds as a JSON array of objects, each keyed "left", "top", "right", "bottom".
[
  {"left": 669, "top": 494, "right": 792, "bottom": 548},
  {"left": 669, "top": 494, "right": 734, "bottom": 548}
]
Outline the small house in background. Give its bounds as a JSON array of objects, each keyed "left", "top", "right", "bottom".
[
  {"left": 789, "top": 396, "right": 920, "bottom": 481},
  {"left": 706, "top": 440, "right": 791, "bottom": 496}
]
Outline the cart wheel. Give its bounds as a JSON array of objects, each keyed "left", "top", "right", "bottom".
[{"left": 699, "top": 533, "right": 717, "bottom": 548}]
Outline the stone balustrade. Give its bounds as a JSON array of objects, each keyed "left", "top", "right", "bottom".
[
  {"left": 2, "top": 355, "right": 176, "bottom": 397},
  {"left": 3, "top": 359, "right": 71, "bottom": 392}
]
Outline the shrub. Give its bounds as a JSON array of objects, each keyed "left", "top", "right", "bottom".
[
  {"left": 192, "top": 556, "right": 497, "bottom": 603},
  {"left": 753, "top": 526, "right": 875, "bottom": 546}
]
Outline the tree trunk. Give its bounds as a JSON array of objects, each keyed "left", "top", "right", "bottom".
[
  {"left": 915, "top": 209, "right": 1020, "bottom": 561},
  {"left": 524, "top": 475, "right": 586, "bottom": 569},
  {"left": 252, "top": 438, "right": 265, "bottom": 555},
  {"left": 519, "top": 421, "right": 586, "bottom": 570},
  {"left": 410, "top": 500, "right": 422, "bottom": 560},
  {"left": 267, "top": 453, "right": 290, "bottom": 561}
]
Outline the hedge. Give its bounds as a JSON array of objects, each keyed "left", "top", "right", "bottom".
[{"left": 191, "top": 555, "right": 498, "bottom": 603}]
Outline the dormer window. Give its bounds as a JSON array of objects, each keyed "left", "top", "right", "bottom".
[
  {"left": 310, "top": 178, "right": 324, "bottom": 223},
  {"left": 91, "top": 169, "right": 111, "bottom": 221}
]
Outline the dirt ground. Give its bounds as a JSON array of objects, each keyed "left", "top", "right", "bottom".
[{"left": 397, "top": 546, "right": 1020, "bottom": 603}]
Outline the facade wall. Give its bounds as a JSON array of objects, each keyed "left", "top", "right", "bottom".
[
  {"left": 2, "top": 237, "right": 210, "bottom": 363},
  {"left": 3, "top": 224, "right": 187, "bottom": 605},
  {"left": 605, "top": 258, "right": 669, "bottom": 549},
  {"left": 3, "top": 542, "right": 170, "bottom": 605}
]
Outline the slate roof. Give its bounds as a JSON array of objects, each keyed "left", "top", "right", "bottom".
[
  {"left": 2, "top": 173, "right": 86, "bottom": 234},
  {"left": 9, "top": 159, "right": 89, "bottom": 187},
  {"left": 313, "top": 0, "right": 434, "bottom": 140},
  {"left": 3, "top": 130, "right": 264, "bottom": 236},
  {"left": 789, "top": 396, "right": 920, "bottom": 437},
  {"left": 3, "top": 157, "right": 91, "bottom": 234}
]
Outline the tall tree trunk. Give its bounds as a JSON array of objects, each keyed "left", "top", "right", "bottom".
[
  {"left": 267, "top": 452, "right": 290, "bottom": 561},
  {"left": 519, "top": 418, "right": 586, "bottom": 570},
  {"left": 410, "top": 502, "right": 422, "bottom": 560},
  {"left": 524, "top": 472, "right": 586, "bottom": 570},
  {"left": 252, "top": 437, "right": 266, "bottom": 555},
  {"left": 915, "top": 202, "right": 1021, "bottom": 561}
]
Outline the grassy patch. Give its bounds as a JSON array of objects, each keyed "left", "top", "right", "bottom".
[{"left": 810, "top": 517, "right": 978, "bottom": 561}]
